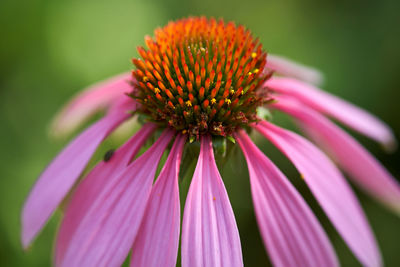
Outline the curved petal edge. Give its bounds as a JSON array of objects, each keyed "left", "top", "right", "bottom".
[
  {"left": 236, "top": 130, "right": 338, "bottom": 267},
  {"left": 254, "top": 120, "right": 382, "bottom": 267}
]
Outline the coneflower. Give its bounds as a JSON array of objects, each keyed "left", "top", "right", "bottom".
[{"left": 22, "top": 17, "right": 399, "bottom": 267}]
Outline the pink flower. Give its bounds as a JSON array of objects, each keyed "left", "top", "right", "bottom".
[{"left": 22, "top": 17, "right": 399, "bottom": 267}]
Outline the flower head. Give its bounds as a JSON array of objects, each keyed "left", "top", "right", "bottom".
[
  {"left": 132, "top": 17, "right": 271, "bottom": 139},
  {"left": 22, "top": 17, "right": 400, "bottom": 267}
]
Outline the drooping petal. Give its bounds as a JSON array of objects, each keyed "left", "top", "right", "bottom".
[
  {"left": 59, "top": 129, "right": 174, "bottom": 267},
  {"left": 266, "top": 54, "right": 324, "bottom": 85},
  {"left": 254, "top": 121, "right": 382, "bottom": 267},
  {"left": 130, "top": 134, "right": 186, "bottom": 267},
  {"left": 55, "top": 123, "right": 157, "bottom": 265},
  {"left": 236, "top": 130, "right": 338, "bottom": 267},
  {"left": 50, "top": 72, "right": 133, "bottom": 137},
  {"left": 181, "top": 135, "right": 243, "bottom": 267},
  {"left": 265, "top": 77, "right": 396, "bottom": 149},
  {"left": 21, "top": 105, "right": 133, "bottom": 249},
  {"left": 272, "top": 98, "right": 400, "bottom": 214}
]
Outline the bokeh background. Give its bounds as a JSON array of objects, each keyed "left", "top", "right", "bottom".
[{"left": 1, "top": 0, "right": 399, "bottom": 266}]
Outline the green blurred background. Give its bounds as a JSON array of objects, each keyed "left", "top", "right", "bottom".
[{"left": 1, "top": 0, "right": 399, "bottom": 266}]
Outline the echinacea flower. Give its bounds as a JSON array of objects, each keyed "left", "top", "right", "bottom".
[{"left": 22, "top": 17, "right": 400, "bottom": 267}]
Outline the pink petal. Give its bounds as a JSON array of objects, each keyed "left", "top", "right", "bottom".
[
  {"left": 130, "top": 134, "right": 186, "bottom": 267},
  {"left": 254, "top": 120, "right": 382, "bottom": 267},
  {"left": 236, "top": 130, "right": 338, "bottom": 267},
  {"left": 21, "top": 107, "right": 132, "bottom": 249},
  {"left": 272, "top": 98, "right": 400, "bottom": 214},
  {"left": 50, "top": 72, "right": 133, "bottom": 137},
  {"left": 59, "top": 129, "right": 174, "bottom": 267},
  {"left": 181, "top": 135, "right": 243, "bottom": 267},
  {"left": 265, "top": 77, "right": 396, "bottom": 149},
  {"left": 55, "top": 123, "right": 157, "bottom": 265},
  {"left": 266, "top": 54, "right": 324, "bottom": 85}
]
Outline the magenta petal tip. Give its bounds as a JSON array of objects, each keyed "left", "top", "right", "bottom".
[
  {"left": 266, "top": 77, "right": 396, "bottom": 148},
  {"left": 21, "top": 107, "right": 131, "bottom": 249},
  {"left": 49, "top": 72, "right": 133, "bottom": 138}
]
